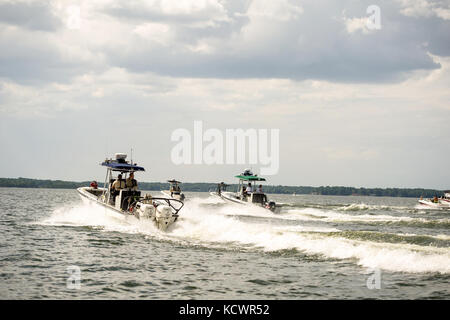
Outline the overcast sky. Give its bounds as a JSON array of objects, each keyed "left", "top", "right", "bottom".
[{"left": 0, "top": 0, "right": 449, "bottom": 189}]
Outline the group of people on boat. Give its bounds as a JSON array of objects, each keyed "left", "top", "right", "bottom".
[
  {"left": 242, "top": 183, "right": 268, "bottom": 204},
  {"left": 243, "top": 183, "right": 263, "bottom": 196},
  {"left": 111, "top": 172, "right": 138, "bottom": 191},
  {"left": 169, "top": 184, "right": 181, "bottom": 195},
  {"left": 90, "top": 172, "right": 139, "bottom": 206},
  {"left": 420, "top": 195, "right": 443, "bottom": 203},
  {"left": 242, "top": 183, "right": 264, "bottom": 196},
  {"left": 90, "top": 172, "right": 138, "bottom": 192}
]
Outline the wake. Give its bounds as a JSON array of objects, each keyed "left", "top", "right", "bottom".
[{"left": 38, "top": 196, "right": 450, "bottom": 274}]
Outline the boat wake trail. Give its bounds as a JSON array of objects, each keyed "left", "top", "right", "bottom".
[
  {"left": 38, "top": 202, "right": 160, "bottom": 235},
  {"left": 168, "top": 197, "right": 450, "bottom": 274},
  {"left": 283, "top": 208, "right": 450, "bottom": 227},
  {"left": 41, "top": 196, "right": 450, "bottom": 274}
]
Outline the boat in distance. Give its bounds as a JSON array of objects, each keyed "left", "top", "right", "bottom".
[
  {"left": 77, "top": 153, "right": 184, "bottom": 230},
  {"left": 161, "top": 179, "right": 185, "bottom": 201},
  {"left": 210, "top": 169, "right": 281, "bottom": 213},
  {"left": 418, "top": 192, "right": 450, "bottom": 209}
]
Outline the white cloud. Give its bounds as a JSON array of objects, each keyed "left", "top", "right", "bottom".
[
  {"left": 91, "top": 87, "right": 104, "bottom": 97},
  {"left": 106, "top": 0, "right": 230, "bottom": 27},
  {"left": 434, "top": 6, "right": 450, "bottom": 20},
  {"left": 158, "top": 0, "right": 225, "bottom": 16},
  {"left": 186, "top": 40, "right": 216, "bottom": 54},
  {"left": 0, "top": 80, "right": 84, "bottom": 117},
  {"left": 1, "top": 0, "right": 450, "bottom": 187},
  {"left": 396, "top": 0, "right": 450, "bottom": 20},
  {"left": 2, "top": 0, "right": 448, "bottom": 84},
  {"left": 343, "top": 16, "right": 371, "bottom": 34},
  {"left": 133, "top": 22, "right": 173, "bottom": 44},
  {"left": 245, "top": 0, "right": 303, "bottom": 21}
]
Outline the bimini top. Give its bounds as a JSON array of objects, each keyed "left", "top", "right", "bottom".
[
  {"left": 168, "top": 180, "right": 181, "bottom": 184},
  {"left": 101, "top": 160, "right": 145, "bottom": 172},
  {"left": 235, "top": 175, "right": 266, "bottom": 181}
]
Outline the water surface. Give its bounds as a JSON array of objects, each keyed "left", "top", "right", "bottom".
[{"left": 0, "top": 188, "right": 449, "bottom": 299}]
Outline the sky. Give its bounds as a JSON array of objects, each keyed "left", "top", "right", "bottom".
[{"left": 0, "top": 0, "right": 449, "bottom": 189}]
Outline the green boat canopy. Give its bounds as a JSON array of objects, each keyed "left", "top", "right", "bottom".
[{"left": 234, "top": 175, "right": 266, "bottom": 181}]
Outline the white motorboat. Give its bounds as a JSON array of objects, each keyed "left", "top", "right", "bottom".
[
  {"left": 210, "top": 169, "right": 281, "bottom": 213},
  {"left": 418, "top": 192, "right": 450, "bottom": 209},
  {"left": 161, "top": 179, "right": 185, "bottom": 201},
  {"left": 440, "top": 193, "right": 450, "bottom": 206},
  {"left": 77, "top": 153, "right": 184, "bottom": 230}
]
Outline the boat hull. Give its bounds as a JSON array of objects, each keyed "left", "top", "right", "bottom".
[
  {"left": 77, "top": 187, "right": 179, "bottom": 230},
  {"left": 438, "top": 199, "right": 450, "bottom": 207},
  {"left": 418, "top": 199, "right": 450, "bottom": 209},
  {"left": 211, "top": 191, "right": 281, "bottom": 213},
  {"left": 77, "top": 187, "right": 135, "bottom": 221}
]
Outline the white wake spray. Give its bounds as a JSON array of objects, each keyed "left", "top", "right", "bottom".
[{"left": 40, "top": 196, "right": 450, "bottom": 274}]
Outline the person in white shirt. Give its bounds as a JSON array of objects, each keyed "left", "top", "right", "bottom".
[
  {"left": 245, "top": 183, "right": 253, "bottom": 195},
  {"left": 256, "top": 185, "right": 263, "bottom": 193}
]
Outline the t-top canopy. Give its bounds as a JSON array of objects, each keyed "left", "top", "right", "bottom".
[
  {"left": 235, "top": 175, "right": 266, "bottom": 181},
  {"left": 101, "top": 161, "right": 145, "bottom": 172},
  {"left": 168, "top": 180, "right": 181, "bottom": 184}
]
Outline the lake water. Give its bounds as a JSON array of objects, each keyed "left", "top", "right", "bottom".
[{"left": 0, "top": 188, "right": 449, "bottom": 299}]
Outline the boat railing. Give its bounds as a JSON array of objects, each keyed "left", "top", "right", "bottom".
[{"left": 131, "top": 196, "right": 184, "bottom": 216}]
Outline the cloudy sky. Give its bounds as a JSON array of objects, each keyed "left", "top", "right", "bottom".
[{"left": 0, "top": 0, "right": 449, "bottom": 189}]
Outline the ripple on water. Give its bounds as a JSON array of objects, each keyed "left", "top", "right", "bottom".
[
  {"left": 120, "top": 280, "right": 142, "bottom": 288},
  {"left": 1, "top": 189, "right": 449, "bottom": 299}
]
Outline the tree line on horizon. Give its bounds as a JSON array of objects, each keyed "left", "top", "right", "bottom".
[{"left": 0, "top": 177, "right": 445, "bottom": 198}]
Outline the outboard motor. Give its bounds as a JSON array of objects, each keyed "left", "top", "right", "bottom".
[
  {"left": 155, "top": 205, "right": 174, "bottom": 230},
  {"left": 135, "top": 203, "right": 155, "bottom": 219}
]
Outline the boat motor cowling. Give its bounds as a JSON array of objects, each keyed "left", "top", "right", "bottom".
[
  {"left": 156, "top": 205, "right": 172, "bottom": 219},
  {"left": 138, "top": 203, "right": 155, "bottom": 219},
  {"left": 155, "top": 205, "right": 174, "bottom": 230}
]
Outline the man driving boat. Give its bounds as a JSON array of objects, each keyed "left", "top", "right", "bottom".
[
  {"left": 112, "top": 174, "right": 126, "bottom": 191},
  {"left": 243, "top": 183, "right": 253, "bottom": 198},
  {"left": 126, "top": 172, "right": 138, "bottom": 191},
  {"left": 110, "top": 174, "right": 125, "bottom": 204}
]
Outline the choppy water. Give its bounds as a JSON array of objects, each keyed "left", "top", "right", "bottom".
[{"left": 0, "top": 188, "right": 449, "bottom": 299}]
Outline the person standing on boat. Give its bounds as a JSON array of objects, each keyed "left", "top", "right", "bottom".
[
  {"left": 245, "top": 183, "right": 253, "bottom": 196},
  {"left": 110, "top": 174, "right": 126, "bottom": 205},
  {"left": 126, "top": 172, "right": 138, "bottom": 191}
]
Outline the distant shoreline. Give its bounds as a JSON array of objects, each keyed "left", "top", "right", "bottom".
[{"left": 0, "top": 177, "right": 445, "bottom": 198}]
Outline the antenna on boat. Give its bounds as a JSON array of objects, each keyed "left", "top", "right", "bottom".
[{"left": 131, "top": 147, "right": 133, "bottom": 165}]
